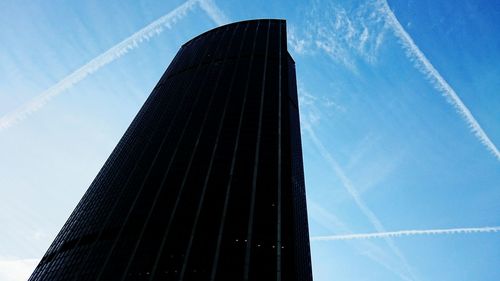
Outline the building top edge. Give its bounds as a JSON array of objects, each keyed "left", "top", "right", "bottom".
[{"left": 183, "top": 19, "right": 286, "bottom": 47}]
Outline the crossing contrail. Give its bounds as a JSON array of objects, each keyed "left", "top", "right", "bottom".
[
  {"left": 0, "top": 0, "right": 204, "bottom": 131},
  {"left": 302, "top": 122, "right": 419, "bottom": 280},
  {"left": 378, "top": 0, "right": 500, "bottom": 160},
  {"left": 198, "top": 0, "right": 230, "bottom": 26},
  {"left": 309, "top": 202, "right": 414, "bottom": 281},
  {"left": 311, "top": 226, "right": 500, "bottom": 241}
]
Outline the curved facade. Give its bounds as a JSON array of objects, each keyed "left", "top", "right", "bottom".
[{"left": 29, "top": 19, "right": 312, "bottom": 281}]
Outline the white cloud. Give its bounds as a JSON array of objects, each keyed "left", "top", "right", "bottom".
[
  {"left": 297, "top": 82, "right": 346, "bottom": 129},
  {"left": 312, "top": 226, "right": 500, "bottom": 241},
  {"left": 0, "top": 257, "right": 39, "bottom": 281},
  {"left": 303, "top": 123, "right": 419, "bottom": 280},
  {"left": 320, "top": 95, "right": 346, "bottom": 112},
  {"left": 287, "top": 26, "right": 311, "bottom": 55},
  {"left": 299, "top": 86, "right": 419, "bottom": 278},
  {"left": 289, "top": 1, "right": 389, "bottom": 70},
  {"left": 309, "top": 202, "right": 414, "bottom": 281},
  {"left": 0, "top": 0, "right": 233, "bottom": 132},
  {"left": 198, "top": 0, "right": 230, "bottom": 27},
  {"left": 0, "top": 0, "right": 198, "bottom": 131},
  {"left": 377, "top": 0, "right": 500, "bottom": 160}
]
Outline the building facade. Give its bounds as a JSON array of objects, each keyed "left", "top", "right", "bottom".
[{"left": 29, "top": 19, "right": 313, "bottom": 281}]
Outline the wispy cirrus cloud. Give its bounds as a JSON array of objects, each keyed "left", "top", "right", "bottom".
[
  {"left": 376, "top": 0, "right": 500, "bottom": 160},
  {"left": 312, "top": 226, "right": 500, "bottom": 241},
  {"left": 288, "top": 0, "right": 389, "bottom": 71},
  {"left": 287, "top": 26, "right": 310, "bottom": 55},
  {"left": 291, "top": 0, "right": 499, "bottom": 160}
]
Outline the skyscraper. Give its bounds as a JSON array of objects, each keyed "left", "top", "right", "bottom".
[{"left": 29, "top": 19, "right": 312, "bottom": 281}]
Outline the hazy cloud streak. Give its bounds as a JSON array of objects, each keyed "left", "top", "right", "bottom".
[
  {"left": 309, "top": 202, "right": 414, "bottom": 281},
  {"left": 312, "top": 226, "right": 500, "bottom": 241},
  {"left": 198, "top": 0, "right": 230, "bottom": 26},
  {"left": 0, "top": 257, "right": 39, "bottom": 281},
  {"left": 378, "top": 0, "right": 500, "bottom": 160},
  {"left": 0, "top": 0, "right": 198, "bottom": 131},
  {"left": 302, "top": 120, "right": 418, "bottom": 280}
]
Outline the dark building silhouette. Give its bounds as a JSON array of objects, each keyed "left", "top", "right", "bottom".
[{"left": 29, "top": 19, "right": 312, "bottom": 281}]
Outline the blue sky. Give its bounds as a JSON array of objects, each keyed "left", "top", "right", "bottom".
[{"left": 1, "top": 0, "right": 499, "bottom": 280}]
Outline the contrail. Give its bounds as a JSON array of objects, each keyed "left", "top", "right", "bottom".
[
  {"left": 198, "top": 0, "right": 230, "bottom": 26},
  {"left": 309, "top": 202, "right": 414, "bottom": 281},
  {"left": 378, "top": 0, "right": 500, "bottom": 160},
  {"left": 302, "top": 122, "right": 418, "bottom": 280},
  {"left": 311, "top": 226, "right": 500, "bottom": 241},
  {"left": 0, "top": 0, "right": 200, "bottom": 131}
]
